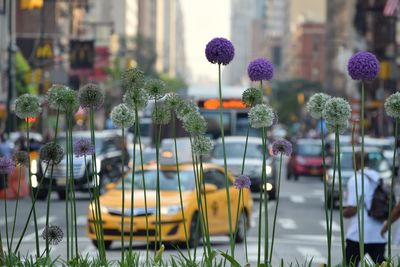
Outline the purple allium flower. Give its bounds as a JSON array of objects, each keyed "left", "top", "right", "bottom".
[
  {"left": 205, "top": 37, "right": 235, "bottom": 65},
  {"left": 247, "top": 58, "right": 274, "bottom": 81},
  {"left": 0, "top": 157, "right": 15, "bottom": 175},
  {"left": 347, "top": 51, "right": 379, "bottom": 81},
  {"left": 272, "top": 139, "right": 292, "bottom": 156},
  {"left": 42, "top": 225, "right": 63, "bottom": 245},
  {"left": 234, "top": 175, "right": 251, "bottom": 190},
  {"left": 74, "top": 138, "right": 95, "bottom": 158}
]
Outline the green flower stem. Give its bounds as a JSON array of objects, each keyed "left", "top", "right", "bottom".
[
  {"left": 0, "top": 229, "right": 3, "bottom": 266},
  {"left": 320, "top": 118, "right": 331, "bottom": 267},
  {"left": 388, "top": 119, "right": 398, "bottom": 261},
  {"left": 328, "top": 132, "right": 338, "bottom": 263},
  {"left": 4, "top": 174, "right": 9, "bottom": 252},
  {"left": 199, "top": 156, "right": 212, "bottom": 258},
  {"left": 135, "top": 109, "right": 150, "bottom": 264},
  {"left": 68, "top": 114, "right": 79, "bottom": 257},
  {"left": 217, "top": 63, "right": 234, "bottom": 257},
  {"left": 10, "top": 166, "right": 22, "bottom": 250},
  {"left": 336, "top": 127, "right": 346, "bottom": 267},
  {"left": 89, "top": 108, "right": 106, "bottom": 262},
  {"left": 65, "top": 115, "right": 71, "bottom": 260},
  {"left": 262, "top": 127, "right": 269, "bottom": 263},
  {"left": 26, "top": 121, "right": 40, "bottom": 257},
  {"left": 232, "top": 189, "right": 243, "bottom": 243},
  {"left": 241, "top": 125, "right": 250, "bottom": 175},
  {"left": 257, "top": 167, "right": 264, "bottom": 265},
  {"left": 360, "top": 81, "right": 365, "bottom": 267},
  {"left": 172, "top": 116, "right": 191, "bottom": 260},
  {"left": 269, "top": 153, "right": 283, "bottom": 263},
  {"left": 351, "top": 122, "right": 363, "bottom": 264},
  {"left": 45, "top": 108, "right": 60, "bottom": 258},
  {"left": 242, "top": 189, "right": 249, "bottom": 263},
  {"left": 129, "top": 121, "right": 138, "bottom": 255},
  {"left": 154, "top": 122, "right": 163, "bottom": 253},
  {"left": 13, "top": 163, "right": 49, "bottom": 253},
  {"left": 121, "top": 127, "right": 126, "bottom": 262}
]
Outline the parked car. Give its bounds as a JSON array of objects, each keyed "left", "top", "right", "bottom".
[
  {"left": 364, "top": 136, "right": 398, "bottom": 174},
  {"left": 31, "top": 131, "right": 128, "bottom": 200},
  {"left": 211, "top": 136, "right": 276, "bottom": 199},
  {"left": 87, "top": 163, "right": 253, "bottom": 249},
  {"left": 326, "top": 146, "right": 392, "bottom": 209},
  {"left": 127, "top": 145, "right": 156, "bottom": 169},
  {"left": 287, "top": 139, "right": 325, "bottom": 180}
]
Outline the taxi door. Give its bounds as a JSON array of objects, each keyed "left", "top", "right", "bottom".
[{"left": 203, "top": 169, "right": 235, "bottom": 234}]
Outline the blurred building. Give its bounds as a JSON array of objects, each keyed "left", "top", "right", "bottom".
[
  {"left": 289, "top": 22, "right": 325, "bottom": 83},
  {"left": 226, "top": 0, "right": 266, "bottom": 86}
]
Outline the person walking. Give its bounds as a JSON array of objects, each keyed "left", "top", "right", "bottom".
[
  {"left": 343, "top": 151, "right": 387, "bottom": 266},
  {"left": 0, "top": 133, "right": 12, "bottom": 157}
]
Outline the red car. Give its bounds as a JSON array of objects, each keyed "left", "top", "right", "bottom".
[{"left": 287, "top": 139, "right": 324, "bottom": 180}]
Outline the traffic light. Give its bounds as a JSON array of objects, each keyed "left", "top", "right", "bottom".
[{"left": 20, "top": 0, "right": 43, "bottom": 9}]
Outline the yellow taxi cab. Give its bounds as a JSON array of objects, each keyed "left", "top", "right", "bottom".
[{"left": 87, "top": 163, "right": 253, "bottom": 249}]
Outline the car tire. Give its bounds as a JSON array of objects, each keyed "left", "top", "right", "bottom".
[
  {"left": 188, "top": 212, "right": 202, "bottom": 248},
  {"left": 57, "top": 190, "right": 66, "bottom": 200},
  {"left": 33, "top": 188, "right": 48, "bottom": 201},
  {"left": 92, "top": 239, "right": 112, "bottom": 250},
  {"left": 268, "top": 188, "right": 276, "bottom": 200},
  {"left": 235, "top": 211, "right": 247, "bottom": 243}
]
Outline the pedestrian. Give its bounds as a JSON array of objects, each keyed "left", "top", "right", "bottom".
[
  {"left": 0, "top": 133, "right": 12, "bottom": 158},
  {"left": 381, "top": 199, "right": 400, "bottom": 237},
  {"left": 343, "top": 151, "right": 386, "bottom": 266}
]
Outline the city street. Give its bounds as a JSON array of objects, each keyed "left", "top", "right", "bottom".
[{"left": 1, "top": 175, "right": 350, "bottom": 266}]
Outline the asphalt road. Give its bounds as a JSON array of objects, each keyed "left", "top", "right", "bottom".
[{"left": 1, "top": 171, "right": 399, "bottom": 266}]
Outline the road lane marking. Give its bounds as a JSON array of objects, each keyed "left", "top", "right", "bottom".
[
  {"left": 0, "top": 217, "right": 14, "bottom": 226},
  {"left": 289, "top": 195, "right": 305, "bottom": 203},
  {"left": 296, "top": 246, "right": 327, "bottom": 263},
  {"left": 77, "top": 215, "right": 87, "bottom": 226},
  {"left": 277, "top": 218, "right": 297, "bottom": 229},
  {"left": 36, "top": 216, "right": 55, "bottom": 225},
  {"left": 319, "top": 220, "right": 340, "bottom": 232}
]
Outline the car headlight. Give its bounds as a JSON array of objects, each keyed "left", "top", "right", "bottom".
[
  {"left": 161, "top": 205, "right": 182, "bottom": 215},
  {"left": 95, "top": 159, "right": 101, "bottom": 173},
  {"left": 31, "top": 159, "right": 37, "bottom": 174},
  {"left": 262, "top": 182, "right": 273, "bottom": 191},
  {"left": 89, "top": 203, "right": 108, "bottom": 214},
  {"left": 265, "top": 165, "right": 272, "bottom": 176}
]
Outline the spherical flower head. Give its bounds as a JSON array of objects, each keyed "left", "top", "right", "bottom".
[
  {"left": 123, "top": 87, "right": 149, "bottom": 111},
  {"left": 272, "top": 139, "right": 292, "bottom": 156},
  {"left": 40, "top": 143, "right": 64, "bottom": 165},
  {"left": 78, "top": 83, "right": 104, "bottom": 110},
  {"left": 234, "top": 175, "right": 251, "bottom": 189},
  {"left": 322, "top": 97, "right": 351, "bottom": 125},
  {"left": 347, "top": 51, "right": 379, "bottom": 81},
  {"left": 248, "top": 104, "right": 275, "bottom": 128},
  {"left": 205, "top": 37, "right": 235, "bottom": 65},
  {"left": 121, "top": 68, "right": 145, "bottom": 92},
  {"left": 14, "top": 94, "right": 41, "bottom": 119},
  {"left": 144, "top": 79, "right": 167, "bottom": 100},
  {"left": 0, "top": 157, "right": 14, "bottom": 175},
  {"left": 47, "top": 84, "right": 70, "bottom": 110},
  {"left": 74, "top": 138, "right": 95, "bottom": 158},
  {"left": 306, "top": 93, "right": 331, "bottom": 119},
  {"left": 60, "top": 88, "right": 79, "bottom": 112},
  {"left": 182, "top": 112, "right": 207, "bottom": 135},
  {"left": 192, "top": 135, "right": 213, "bottom": 156},
  {"left": 111, "top": 103, "right": 135, "bottom": 128},
  {"left": 152, "top": 104, "right": 171, "bottom": 125},
  {"left": 42, "top": 225, "right": 63, "bottom": 245},
  {"left": 326, "top": 120, "right": 349, "bottom": 134},
  {"left": 176, "top": 100, "right": 199, "bottom": 120},
  {"left": 384, "top": 92, "right": 400, "bottom": 119},
  {"left": 242, "top": 87, "right": 263, "bottom": 107},
  {"left": 247, "top": 58, "right": 274, "bottom": 81},
  {"left": 165, "top": 93, "right": 183, "bottom": 111},
  {"left": 13, "top": 151, "right": 29, "bottom": 167}
]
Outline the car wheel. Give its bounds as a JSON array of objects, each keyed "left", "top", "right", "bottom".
[
  {"left": 91, "top": 239, "right": 112, "bottom": 250},
  {"left": 57, "top": 190, "right": 66, "bottom": 200},
  {"left": 188, "top": 212, "right": 202, "bottom": 248},
  {"left": 235, "top": 211, "right": 247, "bottom": 243},
  {"left": 33, "top": 188, "right": 48, "bottom": 201},
  {"left": 268, "top": 188, "right": 276, "bottom": 200}
]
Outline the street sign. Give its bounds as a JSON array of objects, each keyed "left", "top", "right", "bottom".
[
  {"left": 34, "top": 43, "right": 53, "bottom": 60},
  {"left": 69, "top": 40, "right": 94, "bottom": 69}
]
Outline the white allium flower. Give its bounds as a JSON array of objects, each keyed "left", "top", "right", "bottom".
[
  {"left": 123, "top": 87, "right": 149, "bottom": 111},
  {"left": 165, "top": 93, "right": 182, "bottom": 111},
  {"left": 152, "top": 104, "right": 171, "bottom": 125},
  {"left": 322, "top": 97, "right": 351, "bottom": 125},
  {"left": 176, "top": 100, "right": 199, "bottom": 120},
  {"left": 14, "top": 94, "right": 41, "bottom": 119},
  {"left": 144, "top": 79, "right": 167, "bottom": 100},
  {"left": 384, "top": 92, "right": 400, "bottom": 119},
  {"left": 248, "top": 104, "right": 274, "bottom": 129},
  {"left": 306, "top": 93, "right": 331, "bottom": 119},
  {"left": 326, "top": 120, "right": 349, "bottom": 134},
  {"left": 182, "top": 112, "right": 207, "bottom": 135},
  {"left": 192, "top": 135, "right": 213, "bottom": 156},
  {"left": 110, "top": 104, "right": 135, "bottom": 128}
]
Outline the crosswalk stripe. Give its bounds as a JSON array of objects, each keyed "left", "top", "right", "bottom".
[
  {"left": 319, "top": 220, "right": 340, "bottom": 232},
  {"left": 0, "top": 217, "right": 14, "bottom": 226},
  {"left": 277, "top": 218, "right": 297, "bottom": 229},
  {"left": 289, "top": 195, "right": 305, "bottom": 203},
  {"left": 296, "top": 246, "right": 327, "bottom": 263},
  {"left": 77, "top": 215, "right": 87, "bottom": 226},
  {"left": 36, "top": 216, "right": 56, "bottom": 225}
]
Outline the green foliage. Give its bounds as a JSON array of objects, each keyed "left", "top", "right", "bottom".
[{"left": 159, "top": 72, "right": 187, "bottom": 93}]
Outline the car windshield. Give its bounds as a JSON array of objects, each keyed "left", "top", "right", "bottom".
[
  {"left": 339, "top": 151, "right": 390, "bottom": 172},
  {"left": 128, "top": 149, "right": 156, "bottom": 165},
  {"left": 296, "top": 144, "right": 321, "bottom": 156},
  {"left": 56, "top": 136, "right": 104, "bottom": 154},
  {"left": 118, "top": 170, "right": 196, "bottom": 191},
  {"left": 213, "top": 142, "right": 263, "bottom": 159}
]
